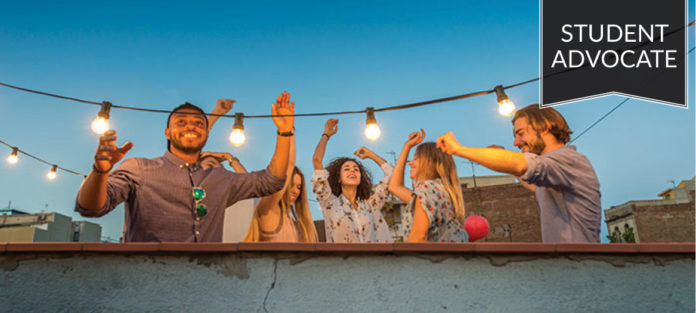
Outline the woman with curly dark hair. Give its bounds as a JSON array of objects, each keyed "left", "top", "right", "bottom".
[{"left": 311, "top": 118, "right": 394, "bottom": 243}]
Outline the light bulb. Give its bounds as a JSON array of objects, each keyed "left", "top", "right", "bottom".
[
  {"left": 365, "top": 123, "right": 381, "bottom": 141},
  {"left": 494, "top": 85, "right": 515, "bottom": 117},
  {"left": 47, "top": 165, "right": 58, "bottom": 180},
  {"left": 91, "top": 101, "right": 112, "bottom": 135},
  {"left": 7, "top": 148, "right": 18, "bottom": 164},
  {"left": 91, "top": 117, "right": 110, "bottom": 134},
  {"left": 229, "top": 129, "right": 246, "bottom": 146},
  {"left": 364, "top": 107, "right": 381, "bottom": 140},
  {"left": 498, "top": 99, "right": 515, "bottom": 117},
  {"left": 229, "top": 112, "right": 246, "bottom": 146}
]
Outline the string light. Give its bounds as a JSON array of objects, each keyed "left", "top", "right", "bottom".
[
  {"left": 47, "top": 165, "right": 58, "bottom": 180},
  {"left": 0, "top": 139, "right": 87, "bottom": 177},
  {"left": 494, "top": 85, "right": 515, "bottom": 117},
  {"left": 364, "top": 107, "right": 381, "bottom": 140},
  {"left": 229, "top": 113, "right": 246, "bottom": 146},
  {"left": 91, "top": 101, "right": 112, "bottom": 135},
  {"left": 7, "top": 147, "right": 18, "bottom": 164}
]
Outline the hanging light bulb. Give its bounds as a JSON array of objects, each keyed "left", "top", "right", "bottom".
[
  {"left": 364, "top": 107, "right": 381, "bottom": 141},
  {"left": 47, "top": 165, "right": 58, "bottom": 180},
  {"left": 494, "top": 85, "right": 515, "bottom": 117},
  {"left": 7, "top": 147, "right": 18, "bottom": 164},
  {"left": 228, "top": 113, "right": 246, "bottom": 146},
  {"left": 91, "top": 101, "right": 112, "bottom": 135}
]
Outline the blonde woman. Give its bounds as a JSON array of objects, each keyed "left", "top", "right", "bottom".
[
  {"left": 244, "top": 135, "right": 318, "bottom": 242},
  {"left": 388, "top": 129, "right": 467, "bottom": 242},
  {"left": 203, "top": 98, "right": 317, "bottom": 242}
]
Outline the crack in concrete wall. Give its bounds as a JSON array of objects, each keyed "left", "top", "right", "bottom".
[{"left": 261, "top": 259, "right": 279, "bottom": 313}]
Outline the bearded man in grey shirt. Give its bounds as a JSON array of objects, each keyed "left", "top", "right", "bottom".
[
  {"left": 436, "top": 104, "right": 601, "bottom": 242},
  {"left": 76, "top": 92, "right": 296, "bottom": 242}
]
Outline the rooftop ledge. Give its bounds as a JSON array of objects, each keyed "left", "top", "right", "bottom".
[
  {"left": 1, "top": 242, "right": 694, "bottom": 254},
  {"left": 3, "top": 242, "right": 693, "bottom": 312}
]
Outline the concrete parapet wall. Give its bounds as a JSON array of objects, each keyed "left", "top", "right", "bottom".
[{"left": 1, "top": 243, "right": 694, "bottom": 312}]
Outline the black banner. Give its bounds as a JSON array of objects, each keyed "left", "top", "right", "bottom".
[{"left": 540, "top": 0, "right": 687, "bottom": 107}]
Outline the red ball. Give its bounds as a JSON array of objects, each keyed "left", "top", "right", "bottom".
[{"left": 464, "top": 215, "right": 490, "bottom": 242}]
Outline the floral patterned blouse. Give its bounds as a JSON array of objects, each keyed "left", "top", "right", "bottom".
[
  {"left": 311, "top": 163, "right": 394, "bottom": 243},
  {"left": 402, "top": 179, "right": 468, "bottom": 242}
]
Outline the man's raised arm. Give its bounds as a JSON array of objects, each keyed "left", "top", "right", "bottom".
[
  {"left": 77, "top": 130, "right": 133, "bottom": 211},
  {"left": 437, "top": 132, "right": 528, "bottom": 177}
]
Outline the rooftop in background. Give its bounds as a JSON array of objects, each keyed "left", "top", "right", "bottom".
[
  {"left": 605, "top": 177, "right": 695, "bottom": 243},
  {"left": 0, "top": 211, "right": 102, "bottom": 243},
  {"left": 459, "top": 175, "right": 518, "bottom": 188},
  {"left": 0, "top": 208, "right": 29, "bottom": 215}
]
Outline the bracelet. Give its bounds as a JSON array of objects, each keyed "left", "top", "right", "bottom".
[
  {"left": 277, "top": 130, "right": 294, "bottom": 137},
  {"left": 92, "top": 163, "right": 112, "bottom": 174},
  {"left": 322, "top": 133, "right": 331, "bottom": 139}
]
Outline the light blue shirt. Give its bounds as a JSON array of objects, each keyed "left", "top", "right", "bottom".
[{"left": 519, "top": 145, "right": 601, "bottom": 242}]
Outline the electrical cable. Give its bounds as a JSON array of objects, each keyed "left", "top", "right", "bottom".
[
  {"left": 570, "top": 45, "right": 695, "bottom": 143},
  {"left": 0, "top": 139, "right": 87, "bottom": 177}
]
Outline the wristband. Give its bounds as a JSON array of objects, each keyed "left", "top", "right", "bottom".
[
  {"left": 322, "top": 133, "right": 331, "bottom": 139},
  {"left": 93, "top": 163, "right": 113, "bottom": 174},
  {"left": 277, "top": 130, "right": 294, "bottom": 137}
]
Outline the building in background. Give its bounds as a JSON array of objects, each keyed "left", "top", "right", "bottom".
[
  {"left": 604, "top": 177, "right": 695, "bottom": 243},
  {"left": 383, "top": 175, "right": 542, "bottom": 242},
  {"left": 0, "top": 211, "right": 102, "bottom": 242},
  {"left": 460, "top": 175, "right": 541, "bottom": 242}
]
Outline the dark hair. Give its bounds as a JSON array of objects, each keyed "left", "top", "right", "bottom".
[
  {"left": 512, "top": 104, "right": 573, "bottom": 144},
  {"left": 166, "top": 102, "right": 208, "bottom": 151},
  {"left": 325, "top": 157, "right": 373, "bottom": 201}
]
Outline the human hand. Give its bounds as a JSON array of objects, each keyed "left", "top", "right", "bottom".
[
  {"left": 272, "top": 91, "right": 295, "bottom": 132},
  {"left": 201, "top": 151, "right": 234, "bottom": 162},
  {"left": 212, "top": 99, "right": 235, "bottom": 115},
  {"left": 94, "top": 130, "right": 133, "bottom": 172},
  {"left": 353, "top": 146, "right": 374, "bottom": 160},
  {"left": 436, "top": 132, "right": 462, "bottom": 155},
  {"left": 324, "top": 119, "right": 338, "bottom": 137},
  {"left": 405, "top": 129, "right": 426, "bottom": 149}
]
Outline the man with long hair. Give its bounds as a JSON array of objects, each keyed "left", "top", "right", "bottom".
[
  {"left": 76, "top": 92, "right": 295, "bottom": 242},
  {"left": 437, "top": 104, "right": 601, "bottom": 242}
]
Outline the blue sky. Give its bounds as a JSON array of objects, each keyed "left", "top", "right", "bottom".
[{"left": 1, "top": 1, "right": 694, "bottom": 242}]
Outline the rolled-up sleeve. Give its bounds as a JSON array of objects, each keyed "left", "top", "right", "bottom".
[
  {"left": 519, "top": 152, "right": 573, "bottom": 189},
  {"left": 225, "top": 169, "right": 285, "bottom": 204},
  {"left": 367, "top": 163, "right": 393, "bottom": 211},
  {"left": 75, "top": 158, "right": 140, "bottom": 217},
  {"left": 311, "top": 169, "right": 334, "bottom": 209}
]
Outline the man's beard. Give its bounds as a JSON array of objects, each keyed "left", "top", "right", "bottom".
[
  {"left": 170, "top": 137, "right": 207, "bottom": 154},
  {"left": 527, "top": 133, "right": 546, "bottom": 155}
]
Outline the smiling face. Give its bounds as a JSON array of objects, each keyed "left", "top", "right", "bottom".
[
  {"left": 165, "top": 108, "right": 209, "bottom": 154},
  {"left": 285, "top": 173, "right": 303, "bottom": 204},
  {"left": 513, "top": 116, "right": 546, "bottom": 155},
  {"left": 339, "top": 160, "right": 361, "bottom": 187}
]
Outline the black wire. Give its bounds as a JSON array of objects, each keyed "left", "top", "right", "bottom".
[
  {"left": 0, "top": 20, "right": 694, "bottom": 119},
  {"left": 0, "top": 139, "right": 87, "bottom": 177},
  {"left": 569, "top": 45, "right": 695, "bottom": 143},
  {"left": 569, "top": 98, "right": 630, "bottom": 144},
  {"left": 0, "top": 79, "right": 534, "bottom": 118},
  {"left": 0, "top": 82, "right": 102, "bottom": 106}
]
